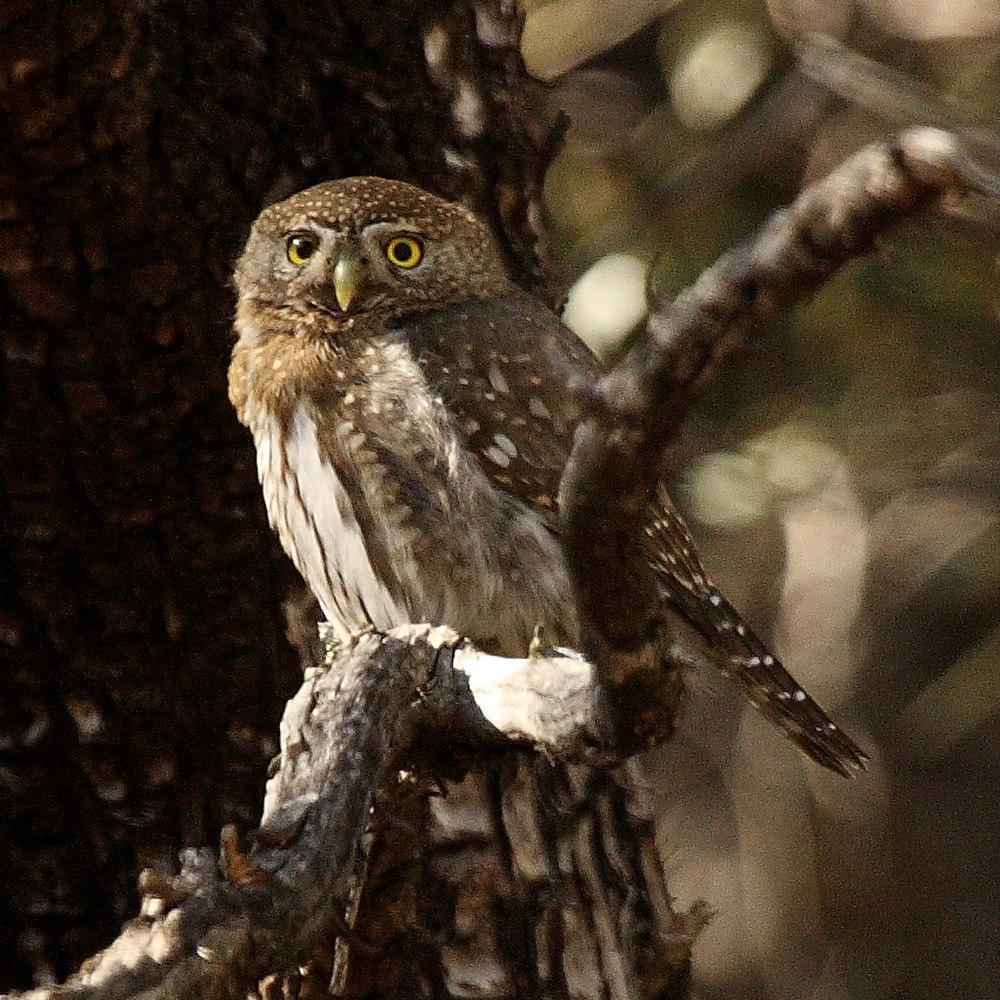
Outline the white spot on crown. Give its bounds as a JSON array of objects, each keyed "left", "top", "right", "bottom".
[
  {"left": 528, "top": 397, "right": 551, "bottom": 419},
  {"left": 487, "top": 364, "right": 510, "bottom": 394}
]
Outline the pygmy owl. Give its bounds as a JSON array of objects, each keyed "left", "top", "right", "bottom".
[{"left": 229, "top": 177, "right": 866, "bottom": 776}]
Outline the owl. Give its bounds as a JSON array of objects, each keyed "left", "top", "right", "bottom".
[{"left": 229, "top": 177, "right": 866, "bottom": 776}]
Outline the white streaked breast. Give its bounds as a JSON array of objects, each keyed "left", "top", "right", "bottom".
[{"left": 252, "top": 402, "right": 405, "bottom": 641}]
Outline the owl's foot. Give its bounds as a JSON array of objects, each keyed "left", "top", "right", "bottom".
[
  {"left": 316, "top": 621, "right": 378, "bottom": 663},
  {"left": 387, "top": 622, "right": 462, "bottom": 650}
]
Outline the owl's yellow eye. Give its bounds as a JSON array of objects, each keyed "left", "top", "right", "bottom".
[
  {"left": 385, "top": 236, "right": 423, "bottom": 269},
  {"left": 286, "top": 234, "right": 318, "bottom": 266}
]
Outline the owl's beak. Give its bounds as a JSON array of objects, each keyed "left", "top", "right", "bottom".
[{"left": 332, "top": 249, "right": 366, "bottom": 312}]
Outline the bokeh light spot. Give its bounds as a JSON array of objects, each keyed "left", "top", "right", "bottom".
[
  {"left": 669, "top": 21, "right": 771, "bottom": 131},
  {"left": 562, "top": 252, "right": 648, "bottom": 355},
  {"left": 684, "top": 452, "right": 773, "bottom": 528}
]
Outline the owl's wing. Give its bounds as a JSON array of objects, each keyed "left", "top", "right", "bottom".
[
  {"left": 402, "top": 290, "right": 867, "bottom": 775},
  {"left": 403, "top": 289, "right": 726, "bottom": 597},
  {"left": 403, "top": 288, "right": 595, "bottom": 529}
]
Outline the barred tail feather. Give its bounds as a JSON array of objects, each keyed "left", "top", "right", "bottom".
[{"left": 656, "top": 571, "right": 868, "bottom": 777}]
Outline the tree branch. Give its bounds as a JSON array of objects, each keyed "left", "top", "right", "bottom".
[
  {"left": 15, "top": 127, "right": 989, "bottom": 999},
  {"left": 561, "top": 127, "right": 989, "bottom": 743},
  {"left": 14, "top": 634, "right": 422, "bottom": 999}
]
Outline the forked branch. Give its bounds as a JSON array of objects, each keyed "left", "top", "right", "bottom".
[{"left": 14, "top": 629, "right": 613, "bottom": 1000}]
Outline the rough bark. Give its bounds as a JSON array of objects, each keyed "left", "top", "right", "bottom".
[
  {"left": 0, "top": 0, "right": 557, "bottom": 986},
  {"left": 8, "top": 628, "right": 703, "bottom": 999}
]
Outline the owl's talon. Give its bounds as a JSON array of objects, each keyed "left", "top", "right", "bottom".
[
  {"left": 529, "top": 624, "right": 555, "bottom": 660},
  {"left": 388, "top": 622, "right": 432, "bottom": 645},
  {"left": 424, "top": 625, "right": 461, "bottom": 649}
]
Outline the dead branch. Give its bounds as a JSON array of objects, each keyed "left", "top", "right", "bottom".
[
  {"left": 12, "top": 628, "right": 620, "bottom": 1000},
  {"left": 14, "top": 634, "right": 427, "bottom": 1000},
  {"left": 561, "top": 127, "right": 989, "bottom": 746},
  {"left": 13, "top": 127, "right": 989, "bottom": 999}
]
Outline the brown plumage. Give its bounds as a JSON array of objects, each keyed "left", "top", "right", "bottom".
[{"left": 230, "top": 176, "right": 867, "bottom": 776}]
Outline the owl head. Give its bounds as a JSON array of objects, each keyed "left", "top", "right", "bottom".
[{"left": 234, "top": 177, "right": 509, "bottom": 333}]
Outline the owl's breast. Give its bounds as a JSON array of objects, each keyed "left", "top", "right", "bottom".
[
  {"left": 235, "top": 324, "right": 576, "bottom": 653},
  {"left": 250, "top": 399, "right": 408, "bottom": 641}
]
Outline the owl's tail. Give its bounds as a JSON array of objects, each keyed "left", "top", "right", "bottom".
[{"left": 654, "top": 568, "right": 868, "bottom": 777}]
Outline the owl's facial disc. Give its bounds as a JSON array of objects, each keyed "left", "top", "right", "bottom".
[{"left": 236, "top": 178, "right": 512, "bottom": 332}]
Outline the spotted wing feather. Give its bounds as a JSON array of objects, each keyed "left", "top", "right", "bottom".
[{"left": 403, "top": 288, "right": 594, "bottom": 524}]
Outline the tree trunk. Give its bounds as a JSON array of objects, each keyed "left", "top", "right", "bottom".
[
  {"left": 0, "top": 3, "right": 687, "bottom": 993},
  {"left": 338, "top": 752, "right": 693, "bottom": 998}
]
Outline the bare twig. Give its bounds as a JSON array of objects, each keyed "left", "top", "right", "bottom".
[{"left": 796, "top": 37, "right": 1000, "bottom": 160}]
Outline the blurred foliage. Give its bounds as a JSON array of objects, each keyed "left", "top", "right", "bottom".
[{"left": 526, "top": 1, "right": 998, "bottom": 997}]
